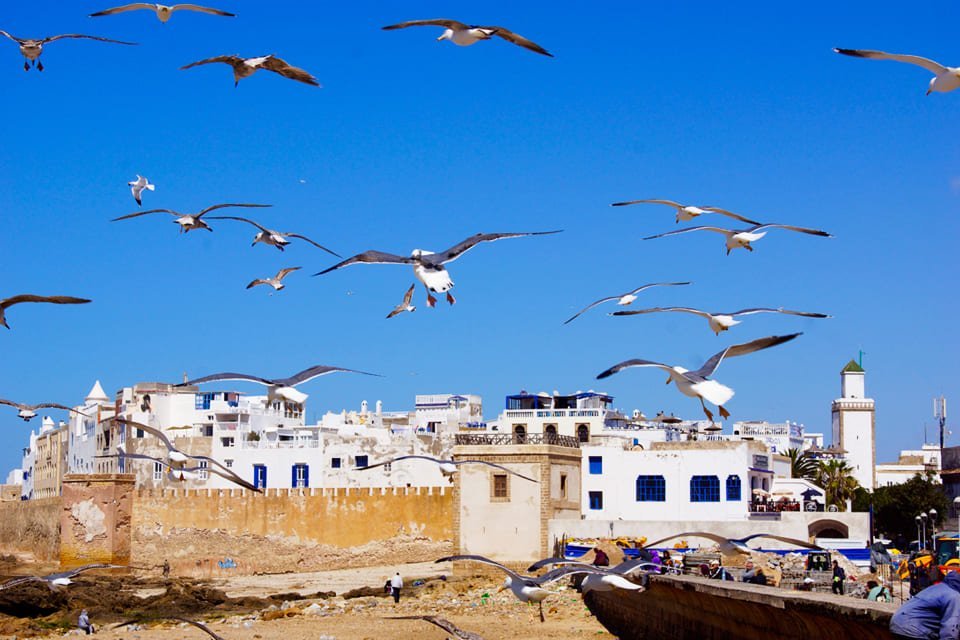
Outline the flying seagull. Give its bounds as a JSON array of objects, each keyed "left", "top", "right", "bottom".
[
  {"left": 108, "top": 445, "right": 261, "bottom": 493},
  {"left": 386, "top": 616, "right": 484, "bottom": 640},
  {"left": 382, "top": 19, "right": 552, "bottom": 57},
  {"left": 246, "top": 267, "right": 301, "bottom": 292},
  {"left": 129, "top": 175, "right": 155, "bottom": 206},
  {"left": 357, "top": 455, "right": 538, "bottom": 483},
  {"left": 112, "top": 203, "right": 270, "bottom": 234},
  {"left": 524, "top": 558, "right": 652, "bottom": 594},
  {"left": 115, "top": 617, "right": 227, "bottom": 640},
  {"left": 0, "top": 294, "right": 91, "bottom": 330},
  {"left": 181, "top": 55, "right": 320, "bottom": 87},
  {"left": 0, "top": 31, "right": 135, "bottom": 71},
  {"left": 90, "top": 3, "right": 235, "bottom": 22},
  {"left": 610, "top": 199, "right": 762, "bottom": 226},
  {"left": 0, "top": 399, "right": 90, "bottom": 422},
  {"left": 563, "top": 282, "right": 691, "bottom": 325},
  {"left": 314, "top": 231, "right": 562, "bottom": 307},
  {"left": 641, "top": 531, "right": 823, "bottom": 555},
  {"left": 179, "top": 364, "right": 380, "bottom": 405},
  {"left": 643, "top": 223, "right": 831, "bottom": 255},
  {"left": 597, "top": 333, "right": 801, "bottom": 422},
  {"left": 834, "top": 48, "right": 960, "bottom": 95},
  {"left": 207, "top": 215, "right": 339, "bottom": 256},
  {"left": 0, "top": 564, "right": 124, "bottom": 592},
  {"left": 611, "top": 306, "right": 831, "bottom": 335},
  {"left": 386, "top": 284, "right": 416, "bottom": 319}
]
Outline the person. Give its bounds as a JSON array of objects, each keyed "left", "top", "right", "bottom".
[
  {"left": 742, "top": 560, "right": 767, "bottom": 586},
  {"left": 832, "top": 560, "right": 846, "bottom": 595},
  {"left": 867, "top": 580, "right": 892, "bottom": 603},
  {"left": 78, "top": 610, "right": 94, "bottom": 635},
  {"left": 708, "top": 560, "right": 734, "bottom": 581},
  {"left": 592, "top": 547, "right": 609, "bottom": 567},
  {"left": 162, "top": 559, "right": 170, "bottom": 578},
  {"left": 889, "top": 570, "right": 960, "bottom": 639},
  {"left": 390, "top": 571, "right": 403, "bottom": 604}
]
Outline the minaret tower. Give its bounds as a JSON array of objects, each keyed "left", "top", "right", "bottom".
[{"left": 831, "top": 359, "right": 876, "bottom": 490}]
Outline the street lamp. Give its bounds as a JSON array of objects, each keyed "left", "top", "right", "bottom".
[
  {"left": 916, "top": 515, "right": 923, "bottom": 549},
  {"left": 930, "top": 509, "right": 939, "bottom": 551},
  {"left": 954, "top": 498, "right": 960, "bottom": 558},
  {"left": 921, "top": 512, "right": 928, "bottom": 551}
]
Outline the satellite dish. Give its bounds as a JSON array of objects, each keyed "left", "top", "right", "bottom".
[{"left": 827, "top": 504, "right": 839, "bottom": 512}]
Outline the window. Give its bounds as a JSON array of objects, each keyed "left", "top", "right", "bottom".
[
  {"left": 577, "top": 424, "right": 590, "bottom": 443},
  {"left": 559, "top": 473, "right": 568, "bottom": 499},
  {"left": 726, "top": 475, "right": 742, "bottom": 501},
  {"left": 690, "top": 475, "right": 720, "bottom": 502},
  {"left": 355, "top": 455, "right": 368, "bottom": 468},
  {"left": 331, "top": 457, "right": 342, "bottom": 469},
  {"left": 135, "top": 428, "right": 144, "bottom": 438},
  {"left": 544, "top": 424, "right": 558, "bottom": 437},
  {"left": 196, "top": 393, "right": 214, "bottom": 410},
  {"left": 491, "top": 473, "right": 509, "bottom": 502},
  {"left": 588, "top": 456, "right": 603, "bottom": 475},
  {"left": 253, "top": 464, "right": 267, "bottom": 489},
  {"left": 224, "top": 459, "right": 233, "bottom": 468},
  {"left": 292, "top": 463, "right": 309, "bottom": 488},
  {"left": 636, "top": 475, "right": 666, "bottom": 502},
  {"left": 153, "top": 462, "right": 163, "bottom": 481},
  {"left": 588, "top": 491, "right": 603, "bottom": 510},
  {"left": 118, "top": 456, "right": 125, "bottom": 473},
  {"left": 198, "top": 460, "right": 208, "bottom": 480}
]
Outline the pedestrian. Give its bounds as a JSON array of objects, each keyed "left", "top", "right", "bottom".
[
  {"left": 162, "top": 559, "right": 170, "bottom": 578},
  {"left": 78, "top": 609, "right": 94, "bottom": 635},
  {"left": 867, "top": 580, "right": 892, "bottom": 603},
  {"left": 889, "top": 570, "right": 960, "bottom": 639},
  {"left": 592, "top": 547, "right": 610, "bottom": 567},
  {"left": 390, "top": 571, "right": 403, "bottom": 604},
  {"left": 832, "top": 560, "right": 846, "bottom": 595},
  {"left": 708, "top": 560, "right": 734, "bottom": 581},
  {"left": 742, "top": 560, "right": 767, "bottom": 586}
]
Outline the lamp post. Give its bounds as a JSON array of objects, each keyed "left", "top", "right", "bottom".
[
  {"left": 954, "top": 497, "right": 960, "bottom": 559},
  {"left": 916, "top": 515, "right": 923, "bottom": 550},
  {"left": 921, "top": 512, "right": 928, "bottom": 551},
  {"left": 930, "top": 508, "right": 939, "bottom": 551}
]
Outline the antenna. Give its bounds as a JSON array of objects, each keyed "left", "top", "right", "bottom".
[{"left": 935, "top": 396, "right": 948, "bottom": 450}]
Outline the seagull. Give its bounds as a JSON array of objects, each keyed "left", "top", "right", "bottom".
[
  {"left": 246, "top": 267, "right": 301, "bottom": 292},
  {"left": 386, "top": 284, "right": 416, "bottom": 319},
  {"left": 128, "top": 175, "right": 155, "bottom": 206},
  {"left": 386, "top": 616, "right": 484, "bottom": 640},
  {"left": 643, "top": 223, "right": 831, "bottom": 255},
  {"left": 206, "top": 215, "right": 339, "bottom": 256},
  {"left": 314, "top": 231, "right": 561, "bottom": 308},
  {"left": 382, "top": 19, "right": 552, "bottom": 57},
  {"left": 108, "top": 445, "right": 261, "bottom": 493},
  {"left": 0, "top": 399, "right": 90, "bottom": 422},
  {"left": 112, "top": 203, "right": 270, "bottom": 234},
  {"left": 181, "top": 55, "right": 320, "bottom": 87},
  {"left": 611, "top": 306, "right": 831, "bottom": 335},
  {"left": 0, "top": 294, "right": 91, "bottom": 330},
  {"left": 115, "top": 617, "right": 227, "bottom": 640},
  {"left": 0, "top": 564, "right": 124, "bottom": 591},
  {"left": 610, "top": 199, "right": 762, "bottom": 226},
  {"left": 641, "top": 531, "right": 823, "bottom": 555},
  {"left": 597, "top": 333, "right": 801, "bottom": 422},
  {"left": 834, "top": 48, "right": 960, "bottom": 95},
  {"left": 357, "top": 455, "right": 538, "bottom": 483},
  {"left": 525, "top": 557, "right": 656, "bottom": 593},
  {"left": 0, "top": 31, "right": 135, "bottom": 71},
  {"left": 90, "top": 3, "right": 235, "bottom": 22},
  {"left": 563, "top": 282, "right": 691, "bottom": 325},
  {"left": 179, "top": 364, "right": 380, "bottom": 405}
]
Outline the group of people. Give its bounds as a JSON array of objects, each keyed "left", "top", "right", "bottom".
[{"left": 702, "top": 559, "right": 767, "bottom": 585}]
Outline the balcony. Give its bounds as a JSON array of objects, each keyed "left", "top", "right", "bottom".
[
  {"left": 503, "top": 409, "right": 603, "bottom": 419},
  {"left": 455, "top": 433, "right": 580, "bottom": 448}
]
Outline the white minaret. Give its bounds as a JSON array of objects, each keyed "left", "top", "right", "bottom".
[{"left": 831, "top": 359, "right": 876, "bottom": 490}]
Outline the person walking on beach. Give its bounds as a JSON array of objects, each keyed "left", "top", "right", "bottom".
[
  {"left": 390, "top": 571, "right": 403, "bottom": 603},
  {"left": 832, "top": 560, "right": 846, "bottom": 595},
  {"left": 889, "top": 570, "right": 960, "bottom": 639},
  {"left": 78, "top": 609, "right": 94, "bottom": 634}
]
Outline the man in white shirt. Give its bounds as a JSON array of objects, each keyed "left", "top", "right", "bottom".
[{"left": 390, "top": 572, "right": 403, "bottom": 603}]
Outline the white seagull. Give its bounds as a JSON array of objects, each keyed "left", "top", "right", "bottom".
[
  {"left": 0, "top": 31, "right": 135, "bottom": 71},
  {"left": 181, "top": 55, "right": 320, "bottom": 87},
  {"left": 314, "top": 231, "right": 561, "bottom": 307},
  {"left": 246, "top": 267, "right": 301, "bottom": 292},
  {"left": 112, "top": 203, "right": 270, "bottom": 234},
  {"left": 597, "top": 333, "right": 801, "bottom": 422},
  {"left": 0, "top": 564, "right": 124, "bottom": 592},
  {"left": 611, "top": 306, "right": 831, "bottom": 335},
  {"left": 207, "top": 215, "right": 339, "bottom": 256},
  {"left": 90, "top": 3, "right": 235, "bottom": 22},
  {"left": 834, "top": 48, "right": 960, "bottom": 95},
  {"left": 0, "top": 294, "right": 91, "bottom": 330},
  {"left": 386, "top": 284, "right": 416, "bottom": 319},
  {"left": 563, "top": 282, "right": 691, "bottom": 325},
  {"left": 109, "top": 443, "right": 262, "bottom": 493},
  {"left": 0, "top": 399, "right": 90, "bottom": 422},
  {"left": 641, "top": 531, "right": 822, "bottom": 555},
  {"left": 611, "top": 199, "right": 762, "bottom": 225},
  {"left": 357, "top": 455, "right": 538, "bottom": 483},
  {"left": 180, "top": 364, "right": 380, "bottom": 405},
  {"left": 643, "top": 223, "right": 831, "bottom": 255},
  {"left": 382, "top": 19, "right": 552, "bottom": 57},
  {"left": 128, "top": 175, "right": 155, "bottom": 206}
]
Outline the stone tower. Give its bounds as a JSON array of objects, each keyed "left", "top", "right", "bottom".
[{"left": 831, "top": 359, "right": 876, "bottom": 490}]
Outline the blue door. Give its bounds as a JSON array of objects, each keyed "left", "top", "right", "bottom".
[{"left": 253, "top": 464, "right": 267, "bottom": 489}]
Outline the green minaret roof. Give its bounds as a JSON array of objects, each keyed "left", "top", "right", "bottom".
[{"left": 841, "top": 359, "right": 864, "bottom": 373}]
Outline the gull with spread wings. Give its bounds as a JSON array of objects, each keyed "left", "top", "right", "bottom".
[
  {"left": 644, "top": 223, "right": 831, "bottom": 255},
  {"left": 0, "top": 294, "right": 91, "bottom": 330},
  {"left": 641, "top": 531, "right": 823, "bottom": 555},
  {"left": 0, "top": 31, "right": 135, "bottom": 71},
  {"left": 207, "top": 215, "right": 339, "bottom": 256},
  {"left": 246, "top": 267, "right": 300, "bottom": 292},
  {"left": 0, "top": 564, "right": 124, "bottom": 592},
  {"left": 834, "top": 48, "right": 960, "bottom": 95},
  {"left": 105, "top": 444, "right": 262, "bottom": 492},
  {"left": 112, "top": 203, "right": 270, "bottom": 234},
  {"left": 358, "top": 455, "right": 538, "bottom": 483},
  {"left": 128, "top": 175, "right": 155, "bottom": 206},
  {"left": 179, "top": 364, "right": 380, "bottom": 405},
  {"left": 611, "top": 199, "right": 761, "bottom": 225},
  {"left": 611, "top": 306, "right": 830, "bottom": 335},
  {"left": 563, "top": 282, "right": 690, "bottom": 325},
  {"left": 181, "top": 55, "right": 319, "bottom": 87},
  {"left": 382, "top": 19, "right": 552, "bottom": 57},
  {"left": 386, "top": 284, "right": 416, "bottom": 319},
  {"left": 0, "top": 399, "right": 90, "bottom": 422},
  {"left": 90, "top": 3, "right": 234, "bottom": 22}
]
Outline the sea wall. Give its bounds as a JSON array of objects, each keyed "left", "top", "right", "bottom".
[{"left": 0, "top": 498, "right": 60, "bottom": 562}]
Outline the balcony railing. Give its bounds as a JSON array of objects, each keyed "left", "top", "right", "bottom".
[
  {"left": 503, "top": 409, "right": 603, "bottom": 419},
  {"left": 455, "top": 433, "right": 580, "bottom": 448}
]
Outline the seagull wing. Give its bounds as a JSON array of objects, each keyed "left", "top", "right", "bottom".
[
  {"left": 284, "top": 233, "right": 341, "bottom": 257},
  {"left": 427, "top": 231, "right": 562, "bottom": 265},
  {"left": 112, "top": 417, "right": 177, "bottom": 451},
  {"left": 171, "top": 4, "right": 235, "bottom": 17},
  {"left": 276, "top": 267, "right": 301, "bottom": 280},
  {"left": 700, "top": 206, "right": 763, "bottom": 225},
  {"left": 833, "top": 48, "right": 948, "bottom": 75},
  {"left": 643, "top": 226, "right": 733, "bottom": 241},
  {"left": 172, "top": 618, "right": 228, "bottom": 640},
  {"left": 206, "top": 466, "right": 262, "bottom": 493},
  {"left": 43, "top": 34, "right": 137, "bottom": 45},
  {"left": 642, "top": 531, "right": 728, "bottom": 549},
  {"left": 246, "top": 279, "right": 269, "bottom": 290},
  {"left": 564, "top": 283, "right": 691, "bottom": 324},
  {"left": 596, "top": 359, "right": 673, "bottom": 380},
  {"left": 434, "top": 555, "right": 524, "bottom": 582},
  {"left": 563, "top": 295, "right": 620, "bottom": 325},
  {"left": 56, "top": 563, "right": 124, "bottom": 580},
  {"left": 0, "top": 576, "right": 43, "bottom": 591},
  {"left": 0, "top": 399, "right": 26, "bottom": 410},
  {"left": 747, "top": 223, "right": 832, "bottom": 237},
  {"left": 358, "top": 455, "right": 440, "bottom": 471},
  {"left": 0, "top": 31, "right": 24, "bottom": 44},
  {"left": 33, "top": 403, "right": 87, "bottom": 414},
  {"left": 180, "top": 55, "right": 243, "bottom": 71},
  {"left": 611, "top": 306, "right": 712, "bottom": 319},
  {"left": 0, "top": 295, "right": 91, "bottom": 310},
  {"left": 610, "top": 198, "right": 683, "bottom": 208},
  {"left": 111, "top": 208, "right": 180, "bottom": 222},
  {"left": 725, "top": 308, "right": 831, "bottom": 319},
  {"left": 89, "top": 3, "right": 157, "bottom": 17},
  {"left": 453, "top": 460, "right": 538, "bottom": 483},
  {"left": 281, "top": 364, "right": 381, "bottom": 386},
  {"left": 401, "top": 283, "right": 415, "bottom": 306},
  {"left": 382, "top": 19, "right": 469, "bottom": 31},
  {"left": 205, "top": 215, "right": 270, "bottom": 232},
  {"left": 313, "top": 250, "right": 415, "bottom": 276},
  {"left": 486, "top": 26, "right": 552, "bottom": 57},
  {"left": 260, "top": 56, "right": 321, "bottom": 86},
  {"left": 739, "top": 534, "right": 823, "bottom": 550},
  {"left": 626, "top": 282, "right": 692, "bottom": 296},
  {"left": 196, "top": 203, "right": 272, "bottom": 218},
  {"left": 181, "top": 371, "right": 275, "bottom": 386},
  {"left": 386, "top": 616, "right": 482, "bottom": 640},
  {"left": 694, "top": 333, "right": 802, "bottom": 378}
]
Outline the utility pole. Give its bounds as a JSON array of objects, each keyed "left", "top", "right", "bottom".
[{"left": 935, "top": 396, "right": 948, "bottom": 452}]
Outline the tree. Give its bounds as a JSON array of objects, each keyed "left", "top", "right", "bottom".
[
  {"left": 785, "top": 448, "right": 818, "bottom": 482},
  {"left": 856, "top": 472, "right": 948, "bottom": 542},
  {"left": 816, "top": 459, "right": 860, "bottom": 511}
]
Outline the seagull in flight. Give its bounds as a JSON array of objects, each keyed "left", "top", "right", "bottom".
[
  {"left": 207, "top": 215, "right": 339, "bottom": 256},
  {"left": 382, "top": 19, "right": 552, "bottom": 57},
  {"left": 112, "top": 203, "right": 270, "bottom": 234},
  {"left": 0, "top": 399, "right": 90, "bottom": 422},
  {"left": 834, "top": 48, "right": 960, "bottom": 95},
  {"left": 526, "top": 557, "right": 657, "bottom": 593},
  {"left": 386, "top": 284, "right": 416, "bottom": 319},
  {"left": 563, "top": 282, "right": 690, "bottom": 325},
  {"left": 180, "top": 364, "right": 380, "bottom": 405},
  {"left": 90, "top": 3, "right": 235, "bottom": 22},
  {"left": 611, "top": 306, "right": 830, "bottom": 335},
  {"left": 314, "top": 231, "right": 561, "bottom": 308},
  {"left": 611, "top": 199, "right": 761, "bottom": 226},
  {"left": 0, "top": 294, "right": 91, "bottom": 330},
  {"left": 641, "top": 531, "right": 822, "bottom": 555},
  {"left": 597, "top": 333, "right": 801, "bottom": 422},
  {"left": 358, "top": 455, "right": 538, "bottom": 483},
  {"left": 115, "top": 617, "right": 227, "bottom": 640},
  {"left": 0, "top": 564, "right": 124, "bottom": 592},
  {"left": 181, "top": 55, "right": 320, "bottom": 87},
  {"left": 644, "top": 223, "right": 831, "bottom": 255},
  {"left": 128, "top": 175, "right": 155, "bottom": 206},
  {"left": 386, "top": 616, "right": 484, "bottom": 640},
  {"left": 246, "top": 267, "right": 300, "bottom": 292},
  {"left": 107, "top": 444, "right": 262, "bottom": 492},
  {"left": 0, "top": 31, "right": 135, "bottom": 71}
]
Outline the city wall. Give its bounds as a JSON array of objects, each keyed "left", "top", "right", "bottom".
[{"left": 0, "top": 498, "right": 61, "bottom": 563}]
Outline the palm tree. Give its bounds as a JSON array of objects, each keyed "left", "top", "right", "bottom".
[
  {"left": 785, "top": 448, "right": 818, "bottom": 481},
  {"left": 816, "top": 459, "right": 860, "bottom": 511}
]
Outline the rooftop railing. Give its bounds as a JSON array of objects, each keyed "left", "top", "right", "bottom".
[{"left": 455, "top": 433, "right": 580, "bottom": 448}]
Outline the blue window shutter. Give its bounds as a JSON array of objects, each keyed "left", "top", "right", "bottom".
[
  {"left": 588, "top": 456, "right": 603, "bottom": 474},
  {"left": 292, "top": 465, "right": 297, "bottom": 487},
  {"left": 303, "top": 464, "right": 309, "bottom": 488}
]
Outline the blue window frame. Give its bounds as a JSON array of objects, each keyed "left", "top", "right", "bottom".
[
  {"left": 636, "top": 475, "right": 666, "bottom": 502},
  {"left": 726, "top": 475, "right": 742, "bottom": 501},
  {"left": 690, "top": 475, "right": 720, "bottom": 502},
  {"left": 195, "top": 392, "right": 215, "bottom": 410},
  {"left": 588, "top": 491, "right": 603, "bottom": 510},
  {"left": 588, "top": 456, "right": 603, "bottom": 475},
  {"left": 253, "top": 464, "right": 267, "bottom": 489},
  {"left": 355, "top": 455, "right": 369, "bottom": 468},
  {"left": 292, "top": 463, "right": 309, "bottom": 488},
  {"left": 331, "top": 457, "right": 342, "bottom": 469}
]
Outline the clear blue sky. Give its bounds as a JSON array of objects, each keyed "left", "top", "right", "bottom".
[{"left": 1, "top": 1, "right": 957, "bottom": 476}]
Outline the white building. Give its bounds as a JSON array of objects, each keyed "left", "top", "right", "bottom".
[
  {"left": 494, "top": 390, "right": 622, "bottom": 443},
  {"left": 414, "top": 394, "right": 483, "bottom": 433},
  {"left": 831, "top": 360, "right": 876, "bottom": 490},
  {"left": 68, "top": 381, "right": 114, "bottom": 475},
  {"left": 731, "top": 420, "right": 805, "bottom": 453},
  {"left": 876, "top": 444, "right": 941, "bottom": 487}
]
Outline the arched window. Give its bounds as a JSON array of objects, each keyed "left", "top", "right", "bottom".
[
  {"left": 690, "top": 475, "right": 720, "bottom": 502},
  {"left": 544, "top": 424, "right": 557, "bottom": 437},
  {"left": 636, "top": 475, "right": 666, "bottom": 502},
  {"left": 726, "top": 475, "right": 741, "bottom": 501},
  {"left": 513, "top": 424, "right": 526, "bottom": 444},
  {"left": 576, "top": 424, "right": 590, "bottom": 443}
]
